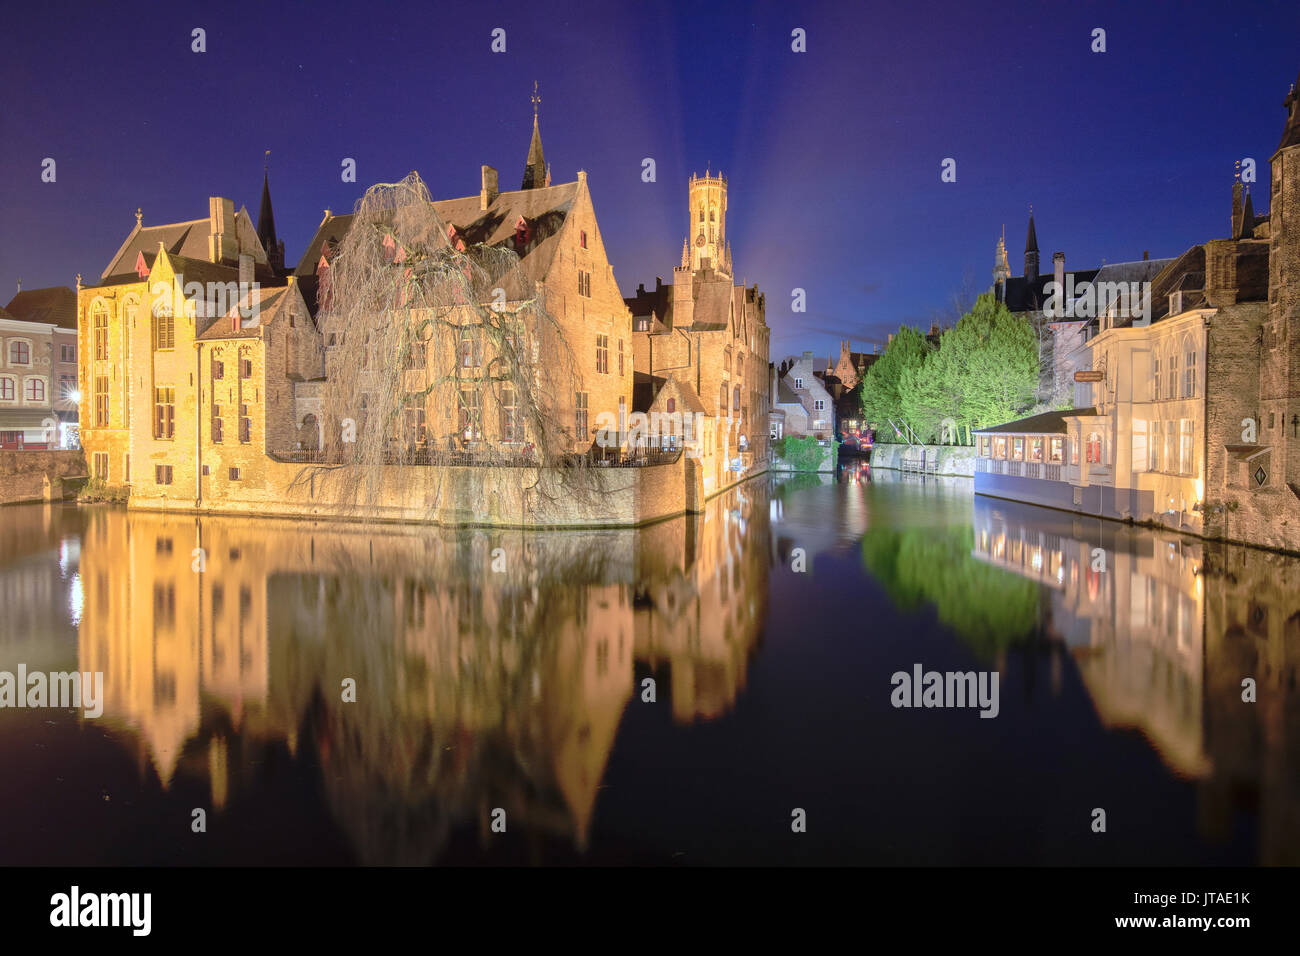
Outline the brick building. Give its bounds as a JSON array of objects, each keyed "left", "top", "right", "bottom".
[
  {"left": 295, "top": 108, "right": 634, "bottom": 456},
  {"left": 772, "top": 351, "right": 834, "bottom": 440},
  {"left": 1, "top": 285, "right": 77, "bottom": 448},
  {"left": 76, "top": 177, "right": 319, "bottom": 499},
  {"left": 625, "top": 171, "right": 771, "bottom": 493}
]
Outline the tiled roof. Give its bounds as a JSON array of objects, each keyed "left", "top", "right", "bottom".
[
  {"left": 295, "top": 180, "right": 580, "bottom": 314},
  {"left": 100, "top": 219, "right": 211, "bottom": 283},
  {"left": 199, "top": 286, "right": 293, "bottom": 340},
  {"left": 4, "top": 286, "right": 77, "bottom": 330}
]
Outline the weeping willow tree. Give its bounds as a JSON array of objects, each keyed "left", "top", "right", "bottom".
[{"left": 299, "top": 172, "right": 603, "bottom": 518}]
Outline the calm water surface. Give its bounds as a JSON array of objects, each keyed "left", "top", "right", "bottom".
[{"left": 0, "top": 467, "right": 1295, "bottom": 865}]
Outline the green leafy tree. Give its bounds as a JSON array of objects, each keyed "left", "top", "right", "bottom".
[
  {"left": 859, "top": 325, "right": 928, "bottom": 442},
  {"left": 945, "top": 292, "right": 1038, "bottom": 435}
]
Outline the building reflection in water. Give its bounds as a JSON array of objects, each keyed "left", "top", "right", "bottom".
[
  {"left": 971, "top": 496, "right": 1299, "bottom": 865},
  {"left": 71, "top": 482, "right": 770, "bottom": 863}
]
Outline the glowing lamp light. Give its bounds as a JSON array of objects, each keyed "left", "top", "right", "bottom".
[{"left": 69, "top": 389, "right": 82, "bottom": 404}]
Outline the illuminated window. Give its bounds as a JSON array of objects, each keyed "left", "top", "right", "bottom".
[{"left": 92, "top": 304, "right": 109, "bottom": 360}]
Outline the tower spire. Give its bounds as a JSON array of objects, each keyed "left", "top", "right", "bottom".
[
  {"left": 1024, "top": 206, "right": 1039, "bottom": 283},
  {"left": 258, "top": 151, "right": 284, "bottom": 273},
  {"left": 522, "top": 81, "right": 548, "bottom": 190}
]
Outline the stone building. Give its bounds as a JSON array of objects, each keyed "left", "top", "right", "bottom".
[
  {"left": 1, "top": 285, "right": 77, "bottom": 448},
  {"left": 977, "top": 66, "right": 1300, "bottom": 553},
  {"left": 991, "top": 214, "right": 1173, "bottom": 404},
  {"left": 625, "top": 171, "right": 771, "bottom": 494},
  {"left": 295, "top": 108, "right": 634, "bottom": 456},
  {"left": 771, "top": 351, "right": 834, "bottom": 440},
  {"left": 76, "top": 178, "right": 320, "bottom": 499}
]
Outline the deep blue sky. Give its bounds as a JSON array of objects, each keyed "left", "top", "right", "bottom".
[{"left": 2, "top": 0, "right": 1298, "bottom": 360}]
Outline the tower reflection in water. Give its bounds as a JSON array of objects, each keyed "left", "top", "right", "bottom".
[{"left": 72, "top": 483, "right": 770, "bottom": 863}]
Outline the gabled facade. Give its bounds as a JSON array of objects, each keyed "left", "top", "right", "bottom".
[
  {"left": 295, "top": 118, "right": 633, "bottom": 455},
  {"left": 76, "top": 186, "right": 319, "bottom": 497}
]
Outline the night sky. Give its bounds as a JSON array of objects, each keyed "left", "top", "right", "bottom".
[{"left": 2, "top": 0, "right": 1298, "bottom": 360}]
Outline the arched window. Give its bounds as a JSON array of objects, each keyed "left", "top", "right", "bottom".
[
  {"left": 92, "top": 302, "right": 110, "bottom": 360},
  {"left": 1183, "top": 338, "right": 1198, "bottom": 398},
  {"left": 25, "top": 377, "right": 46, "bottom": 403},
  {"left": 709, "top": 209, "right": 715, "bottom": 222},
  {"left": 0, "top": 377, "right": 14, "bottom": 402},
  {"left": 1166, "top": 348, "right": 1179, "bottom": 400},
  {"left": 699, "top": 207, "right": 704, "bottom": 222},
  {"left": 1152, "top": 354, "right": 1161, "bottom": 401},
  {"left": 666, "top": 397, "right": 676, "bottom": 414},
  {"left": 9, "top": 341, "right": 30, "bottom": 365}
]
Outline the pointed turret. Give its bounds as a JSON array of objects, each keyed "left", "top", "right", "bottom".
[
  {"left": 522, "top": 82, "right": 548, "bottom": 190},
  {"left": 681, "top": 237, "right": 690, "bottom": 269}
]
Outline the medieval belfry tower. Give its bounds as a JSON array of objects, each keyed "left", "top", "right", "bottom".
[
  {"left": 1265, "top": 66, "right": 1300, "bottom": 488},
  {"left": 683, "top": 169, "right": 732, "bottom": 276}
]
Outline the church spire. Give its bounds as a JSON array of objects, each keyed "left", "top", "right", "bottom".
[
  {"left": 522, "top": 81, "right": 549, "bottom": 190},
  {"left": 1024, "top": 206, "right": 1039, "bottom": 284},
  {"left": 258, "top": 151, "right": 285, "bottom": 273}
]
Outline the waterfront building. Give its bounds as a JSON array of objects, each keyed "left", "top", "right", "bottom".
[
  {"left": 297, "top": 105, "right": 634, "bottom": 457},
  {"left": 75, "top": 182, "right": 318, "bottom": 498},
  {"left": 977, "top": 66, "right": 1300, "bottom": 552},
  {"left": 1, "top": 285, "right": 78, "bottom": 448},
  {"left": 770, "top": 351, "right": 834, "bottom": 441},
  {"left": 625, "top": 170, "right": 771, "bottom": 492}
]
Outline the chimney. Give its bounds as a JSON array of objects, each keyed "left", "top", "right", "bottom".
[
  {"left": 1143, "top": 250, "right": 1149, "bottom": 260},
  {"left": 208, "top": 197, "right": 237, "bottom": 263},
  {"left": 1052, "top": 252, "right": 1066, "bottom": 317},
  {"left": 237, "top": 254, "right": 255, "bottom": 330},
  {"left": 480, "top": 165, "right": 498, "bottom": 210}
]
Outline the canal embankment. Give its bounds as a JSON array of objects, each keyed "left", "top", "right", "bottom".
[
  {"left": 0, "top": 450, "right": 87, "bottom": 505},
  {"left": 869, "top": 443, "right": 975, "bottom": 477}
]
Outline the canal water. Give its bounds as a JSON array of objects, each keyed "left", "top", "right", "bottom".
[{"left": 0, "top": 466, "right": 1295, "bottom": 865}]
